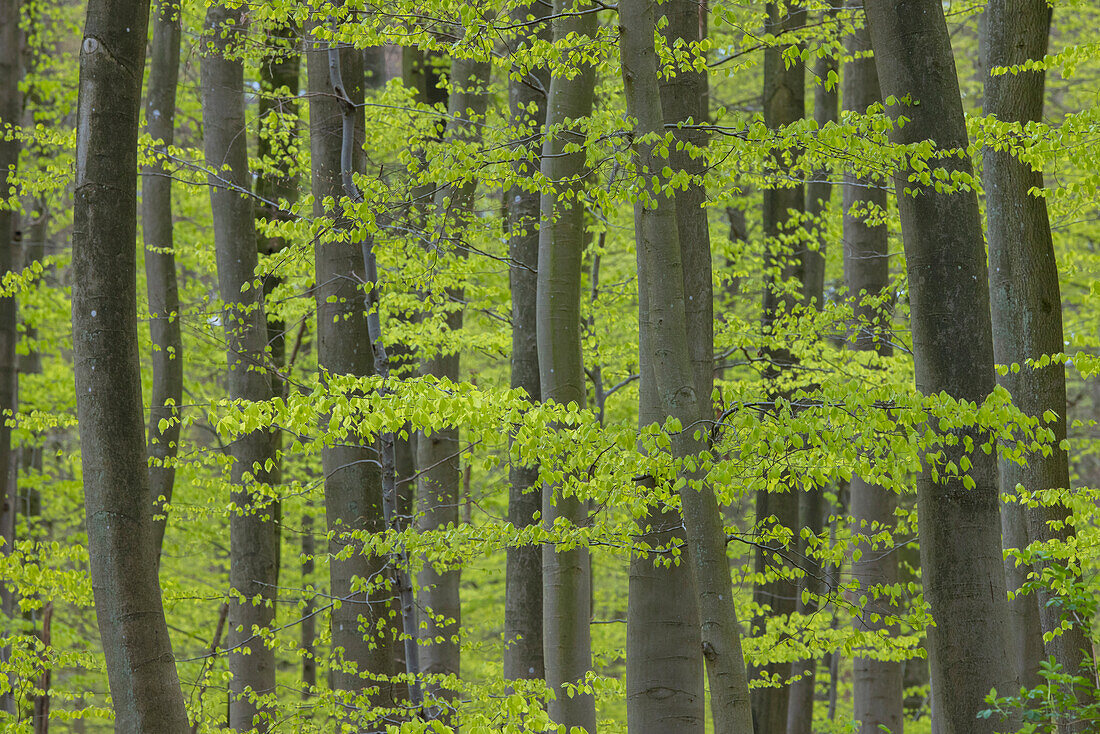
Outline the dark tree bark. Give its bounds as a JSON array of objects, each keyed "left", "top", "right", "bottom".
[
  {"left": 619, "top": 1, "right": 755, "bottom": 731},
  {"left": 504, "top": 0, "right": 549, "bottom": 686},
  {"left": 843, "top": 21, "right": 904, "bottom": 734},
  {"left": 306, "top": 31, "right": 396, "bottom": 705},
  {"left": 537, "top": 2, "right": 598, "bottom": 729},
  {"left": 201, "top": 6, "right": 279, "bottom": 729},
  {"left": 983, "top": 2, "right": 1091, "bottom": 723},
  {"left": 142, "top": 0, "right": 182, "bottom": 564},
  {"left": 72, "top": 0, "right": 190, "bottom": 730},
  {"left": 863, "top": 1, "right": 1016, "bottom": 731}
]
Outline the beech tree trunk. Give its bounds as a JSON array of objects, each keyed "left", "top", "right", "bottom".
[
  {"left": 627, "top": 0, "right": 707, "bottom": 729},
  {"left": 863, "top": 2, "right": 1016, "bottom": 731},
  {"left": 72, "top": 1, "right": 190, "bottom": 730},
  {"left": 537, "top": 2, "right": 597, "bottom": 730},
  {"left": 504, "top": 0, "right": 549, "bottom": 685},
  {"left": 142, "top": 0, "right": 182, "bottom": 564},
  {"left": 201, "top": 6, "right": 279, "bottom": 728},
  {"left": 306, "top": 32, "right": 395, "bottom": 705},
  {"left": 619, "top": 2, "right": 754, "bottom": 732},
  {"left": 843, "top": 21, "right": 904, "bottom": 734},
  {"left": 983, "top": 2, "right": 1091, "bottom": 722}
]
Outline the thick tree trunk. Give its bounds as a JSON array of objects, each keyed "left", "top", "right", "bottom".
[
  {"left": 142, "top": 0, "right": 182, "bottom": 564},
  {"left": 417, "top": 49, "right": 489, "bottom": 718},
  {"left": 504, "top": 0, "right": 549, "bottom": 685},
  {"left": 754, "top": 3, "right": 806, "bottom": 732},
  {"left": 627, "top": 0, "right": 708, "bottom": 729},
  {"left": 619, "top": 2, "right": 754, "bottom": 732},
  {"left": 863, "top": 2, "right": 1016, "bottom": 732},
  {"left": 306, "top": 33, "right": 395, "bottom": 706},
  {"left": 983, "top": 2, "right": 1091, "bottom": 723},
  {"left": 537, "top": 2, "right": 598, "bottom": 730},
  {"left": 842, "top": 21, "right": 904, "bottom": 734},
  {"left": 72, "top": 2, "right": 190, "bottom": 730},
  {"left": 201, "top": 6, "right": 279, "bottom": 729}
]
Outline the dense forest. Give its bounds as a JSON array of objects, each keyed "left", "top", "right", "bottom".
[{"left": 1, "top": 0, "right": 1099, "bottom": 731}]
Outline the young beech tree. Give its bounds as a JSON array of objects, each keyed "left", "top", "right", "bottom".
[
  {"left": 537, "top": 1, "right": 597, "bottom": 729},
  {"left": 201, "top": 5, "right": 280, "bottom": 728},
  {"left": 864, "top": 1, "right": 1016, "bottom": 731},
  {"left": 71, "top": 0, "right": 190, "bottom": 730},
  {"left": 619, "top": 1, "right": 754, "bottom": 731}
]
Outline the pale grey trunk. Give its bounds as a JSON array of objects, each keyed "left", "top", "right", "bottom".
[
  {"left": 983, "top": 2, "right": 1091, "bottom": 723},
  {"left": 201, "top": 6, "right": 279, "bottom": 728},
  {"left": 142, "top": 0, "right": 182, "bottom": 564},
  {"left": 73, "top": 1, "right": 190, "bottom": 730},
  {"left": 504, "top": 0, "right": 549, "bottom": 685},
  {"left": 537, "top": 2, "right": 598, "bottom": 730},
  {"left": 619, "top": 2, "right": 754, "bottom": 731},
  {"left": 627, "top": 0, "right": 707, "bottom": 729},
  {"left": 843, "top": 21, "right": 904, "bottom": 734},
  {"left": 863, "top": 1, "right": 1016, "bottom": 732},
  {"left": 754, "top": 3, "right": 806, "bottom": 732},
  {"left": 306, "top": 33, "right": 396, "bottom": 706}
]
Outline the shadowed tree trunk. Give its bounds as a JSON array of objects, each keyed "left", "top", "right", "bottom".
[
  {"left": 306, "top": 28, "right": 396, "bottom": 707},
  {"left": 843, "top": 20, "right": 904, "bottom": 734},
  {"left": 72, "top": 0, "right": 190, "bottom": 730},
  {"left": 537, "top": 2, "right": 598, "bottom": 730},
  {"left": 142, "top": 0, "right": 182, "bottom": 564},
  {"left": 863, "top": 1, "right": 1016, "bottom": 731},
  {"left": 983, "top": 2, "right": 1091, "bottom": 725},
  {"left": 619, "top": 1, "right": 755, "bottom": 731},
  {"left": 201, "top": 6, "right": 280, "bottom": 729},
  {"left": 504, "top": 0, "right": 549, "bottom": 686}
]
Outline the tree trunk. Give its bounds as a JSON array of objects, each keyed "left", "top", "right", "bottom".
[
  {"left": 306, "top": 31, "right": 396, "bottom": 706},
  {"left": 201, "top": 6, "right": 279, "bottom": 728},
  {"left": 72, "top": 1, "right": 190, "bottom": 730},
  {"left": 142, "top": 0, "right": 182, "bottom": 565},
  {"left": 504, "top": 0, "right": 549, "bottom": 685},
  {"left": 843, "top": 20, "right": 904, "bottom": 734},
  {"left": 983, "top": 1, "right": 1091, "bottom": 722},
  {"left": 863, "top": 2, "right": 1016, "bottom": 731},
  {"left": 537, "top": 2, "right": 598, "bottom": 730},
  {"left": 619, "top": 2, "right": 755, "bottom": 732},
  {"left": 627, "top": 0, "right": 708, "bottom": 729}
]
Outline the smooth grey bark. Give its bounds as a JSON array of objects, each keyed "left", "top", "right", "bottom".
[
  {"left": 142, "top": 0, "right": 182, "bottom": 564},
  {"left": 754, "top": 4, "right": 806, "bottom": 732},
  {"left": 72, "top": 1, "right": 190, "bottom": 731},
  {"left": 863, "top": 2, "right": 1016, "bottom": 732},
  {"left": 417, "top": 49, "right": 489, "bottom": 718},
  {"left": 626, "top": 0, "right": 707, "bottom": 729},
  {"left": 201, "top": 6, "right": 280, "bottom": 729},
  {"left": 983, "top": 1, "right": 1091, "bottom": 720},
  {"left": 843, "top": 22, "right": 904, "bottom": 734},
  {"left": 537, "top": 2, "right": 597, "bottom": 730},
  {"left": 504, "top": 0, "right": 549, "bottom": 685},
  {"left": 619, "top": 2, "right": 754, "bottom": 731},
  {"left": 306, "top": 33, "right": 396, "bottom": 706}
]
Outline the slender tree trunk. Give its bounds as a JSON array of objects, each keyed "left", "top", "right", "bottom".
[
  {"left": 301, "top": 504, "right": 316, "bottom": 698},
  {"left": 537, "top": 3, "right": 598, "bottom": 729},
  {"left": 416, "top": 47, "right": 489, "bottom": 719},
  {"left": 983, "top": 2, "right": 1091, "bottom": 723},
  {"left": 306, "top": 30, "right": 396, "bottom": 706},
  {"left": 142, "top": 0, "right": 182, "bottom": 564},
  {"left": 72, "top": 1, "right": 190, "bottom": 730},
  {"left": 504, "top": 0, "right": 549, "bottom": 685},
  {"left": 201, "top": 6, "right": 279, "bottom": 728},
  {"left": 842, "top": 21, "right": 904, "bottom": 734},
  {"left": 863, "top": 2, "right": 1016, "bottom": 732},
  {"left": 754, "top": 3, "right": 806, "bottom": 732},
  {"left": 627, "top": 0, "right": 709, "bottom": 729},
  {"left": 619, "top": 2, "right": 754, "bottom": 732},
  {"left": 0, "top": 0, "right": 20, "bottom": 718}
]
